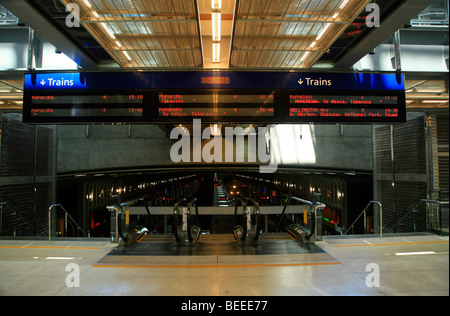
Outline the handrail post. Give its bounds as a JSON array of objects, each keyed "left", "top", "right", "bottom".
[
  {"left": 314, "top": 202, "right": 326, "bottom": 242},
  {"left": 370, "top": 201, "right": 383, "bottom": 238},
  {"left": 48, "top": 205, "right": 52, "bottom": 241},
  {"left": 344, "top": 200, "right": 382, "bottom": 237},
  {"left": 380, "top": 203, "right": 383, "bottom": 238},
  {"left": 363, "top": 209, "right": 367, "bottom": 234},
  {"left": 106, "top": 205, "right": 120, "bottom": 243}
]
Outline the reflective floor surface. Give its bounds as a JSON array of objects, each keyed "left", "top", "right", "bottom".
[{"left": 0, "top": 233, "right": 448, "bottom": 296}]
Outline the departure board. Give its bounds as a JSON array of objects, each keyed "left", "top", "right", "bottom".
[
  {"left": 23, "top": 71, "right": 406, "bottom": 124},
  {"left": 284, "top": 92, "right": 405, "bottom": 123},
  {"left": 24, "top": 92, "right": 147, "bottom": 123},
  {"left": 153, "top": 90, "right": 277, "bottom": 123}
]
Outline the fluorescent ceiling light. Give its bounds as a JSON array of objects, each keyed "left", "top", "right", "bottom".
[
  {"left": 316, "top": 23, "right": 331, "bottom": 40},
  {"left": 101, "top": 22, "right": 116, "bottom": 40},
  {"left": 300, "top": 51, "right": 310, "bottom": 63},
  {"left": 123, "top": 51, "right": 132, "bottom": 61},
  {"left": 213, "top": 42, "right": 220, "bottom": 63},
  {"left": 212, "top": 12, "right": 221, "bottom": 41},
  {"left": 212, "top": 0, "right": 222, "bottom": 9},
  {"left": 339, "top": 0, "right": 350, "bottom": 10},
  {"left": 83, "top": 0, "right": 92, "bottom": 8},
  {"left": 417, "top": 89, "right": 446, "bottom": 93}
]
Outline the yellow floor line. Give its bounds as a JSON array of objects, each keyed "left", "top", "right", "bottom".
[
  {"left": 0, "top": 245, "right": 101, "bottom": 250},
  {"left": 332, "top": 240, "right": 449, "bottom": 248}
]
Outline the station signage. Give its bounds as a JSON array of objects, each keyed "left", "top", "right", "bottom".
[{"left": 23, "top": 71, "right": 406, "bottom": 124}]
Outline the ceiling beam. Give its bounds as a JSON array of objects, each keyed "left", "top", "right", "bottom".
[
  {"left": 0, "top": 0, "right": 99, "bottom": 69},
  {"left": 333, "top": 0, "right": 437, "bottom": 70}
]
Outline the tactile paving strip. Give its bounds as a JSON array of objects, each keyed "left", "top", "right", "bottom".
[{"left": 95, "top": 252, "right": 339, "bottom": 267}]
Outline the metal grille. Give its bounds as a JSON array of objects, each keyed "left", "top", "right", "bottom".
[
  {"left": 373, "top": 113, "right": 428, "bottom": 233},
  {"left": 231, "top": 0, "right": 370, "bottom": 69},
  {"left": 0, "top": 114, "right": 56, "bottom": 237},
  {"left": 61, "top": 0, "right": 202, "bottom": 68},
  {"left": 436, "top": 114, "right": 449, "bottom": 190}
]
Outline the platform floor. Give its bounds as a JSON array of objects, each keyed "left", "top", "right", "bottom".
[{"left": 0, "top": 233, "right": 448, "bottom": 296}]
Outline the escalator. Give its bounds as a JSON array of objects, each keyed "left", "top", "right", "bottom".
[
  {"left": 107, "top": 197, "right": 149, "bottom": 246},
  {"left": 233, "top": 196, "right": 263, "bottom": 246},
  {"left": 276, "top": 196, "right": 324, "bottom": 244},
  {"left": 172, "top": 197, "right": 201, "bottom": 246}
]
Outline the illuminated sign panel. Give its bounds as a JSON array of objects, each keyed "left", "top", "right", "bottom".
[
  {"left": 24, "top": 92, "right": 147, "bottom": 123},
  {"left": 153, "top": 90, "right": 277, "bottom": 123},
  {"left": 283, "top": 92, "right": 404, "bottom": 123},
  {"left": 24, "top": 73, "right": 87, "bottom": 90},
  {"left": 23, "top": 71, "right": 405, "bottom": 124},
  {"left": 281, "top": 72, "right": 405, "bottom": 90}
]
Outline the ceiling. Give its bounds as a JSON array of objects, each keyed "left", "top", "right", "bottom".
[
  {"left": 405, "top": 80, "right": 449, "bottom": 109},
  {"left": 56, "top": 0, "right": 372, "bottom": 69},
  {"left": 5, "top": 0, "right": 414, "bottom": 70},
  {"left": 0, "top": 79, "right": 23, "bottom": 110}
]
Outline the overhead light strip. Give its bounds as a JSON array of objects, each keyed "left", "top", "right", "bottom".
[
  {"left": 212, "top": 12, "right": 221, "bottom": 41},
  {"left": 212, "top": 0, "right": 222, "bottom": 63},
  {"left": 213, "top": 42, "right": 221, "bottom": 63},
  {"left": 101, "top": 22, "right": 116, "bottom": 40}
]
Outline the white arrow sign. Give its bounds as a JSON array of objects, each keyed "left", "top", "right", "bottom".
[
  {"left": 40, "top": 79, "right": 46, "bottom": 86},
  {"left": 298, "top": 78, "right": 304, "bottom": 85}
]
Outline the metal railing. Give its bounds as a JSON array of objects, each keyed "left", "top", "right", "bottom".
[
  {"left": 344, "top": 201, "right": 383, "bottom": 238},
  {"left": 276, "top": 196, "right": 326, "bottom": 242},
  {"left": 107, "top": 197, "right": 144, "bottom": 243},
  {"left": 48, "top": 204, "right": 88, "bottom": 241},
  {"left": 386, "top": 199, "right": 449, "bottom": 234},
  {"left": 0, "top": 199, "right": 46, "bottom": 237}
]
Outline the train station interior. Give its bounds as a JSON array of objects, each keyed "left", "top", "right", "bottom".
[{"left": 0, "top": 0, "right": 448, "bottom": 297}]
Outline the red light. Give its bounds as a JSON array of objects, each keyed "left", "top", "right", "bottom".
[
  {"left": 90, "top": 213, "right": 100, "bottom": 229},
  {"left": 201, "top": 76, "right": 230, "bottom": 85}
]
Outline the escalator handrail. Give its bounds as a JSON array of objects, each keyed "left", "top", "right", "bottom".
[
  {"left": 110, "top": 197, "right": 145, "bottom": 242},
  {"left": 174, "top": 198, "right": 188, "bottom": 209},
  {"left": 245, "top": 197, "right": 263, "bottom": 241},
  {"left": 276, "top": 196, "right": 314, "bottom": 233},
  {"left": 187, "top": 197, "right": 198, "bottom": 242},
  {"left": 233, "top": 196, "right": 247, "bottom": 227},
  {"left": 144, "top": 198, "right": 159, "bottom": 234},
  {"left": 253, "top": 201, "right": 264, "bottom": 241},
  {"left": 188, "top": 197, "right": 201, "bottom": 237}
]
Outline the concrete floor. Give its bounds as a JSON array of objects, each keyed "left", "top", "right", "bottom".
[{"left": 0, "top": 233, "right": 448, "bottom": 296}]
